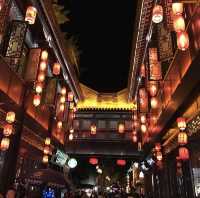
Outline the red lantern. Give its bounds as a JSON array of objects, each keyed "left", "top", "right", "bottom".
[
  {"left": 140, "top": 114, "right": 146, "bottom": 124},
  {"left": 3, "top": 124, "right": 13, "bottom": 136},
  {"left": 140, "top": 64, "right": 146, "bottom": 78},
  {"left": 149, "top": 81, "right": 158, "bottom": 97},
  {"left": 42, "top": 155, "right": 49, "bottom": 163},
  {"left": 172, "top": 2, "right": 183, "bottom": 16},
  {"left": 177, "top": 31, "right": 189, "bottom": 51},
  {"left": 43, "top": 146, "right": 50, "bottom": 155},
  {"left": 179, "top": 147, "right": 189, "bottom": 160},
  {"left": 6, "top": 111, "right": 15, "bottom": 123},
  {"left": 178, "top": 132, "right": 188, "bottom": 145},
  {"left": 68, "top": 92, "right": 74, "bottom": 102},
  {"left": 173, "top": 15, "right": 185, "bottom": 32},
  {"left": 177, "top": 117, "right": 186, "bottom": 130},
  {"left": 35, "top": 82, "right": 43, "bottom": 94},
  {"left": 141, "top": 124, "right": 147, "bottom": 133},
  {"left": 39, "top": 61, "right": 47, "bottom": 71},
  {"left": 155, "top": 143, "right": 161, "bottom": 152},
  {"left": 53, "top": 63, "right": 61, "bottom": 75},
  {"left": 118, "top": 122, "right": 125, "bottom": 134},
  {"left": 91, "top": 124, "right": 97, "bottom": 135},
  {"left": 150, "top": 97, "right": 158, "bottom": 109},
  {"left": 37, "top": 72, "right": 45, "bottom": 82},
  {"left": 132, "top": 135, "right": 137, "bottom": 143},
  {"left": 156, "top": 151, "right": 163, "bottom": 161},
  {"left": 33, "top": 94, "right": 41, "bottom": 107},
  {"left": 117, "top": 159, "right": 126, "bottom": 166},
  {"left": 152, "top": 5, "right": 163, "bottom": 24},
  {"left": 25, "top": 6, "right": 37, "bottom": 25},
  {"left": 41, "top": 50, "right": 48, "bottom": 61},
  {"left": 89, "top": 158, "right": 98, "bottom": 165},
  {"left": 0, "top": 137, "right": 10, "bottom": 151}
]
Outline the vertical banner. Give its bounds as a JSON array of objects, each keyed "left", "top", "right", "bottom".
[
  {"left": 138, "top": 88, "right": 149, "bottom": 113},
  {"left": 149, "top": 48, "right": 162, "bottom": 81}
]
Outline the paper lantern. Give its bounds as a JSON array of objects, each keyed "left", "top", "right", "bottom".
[
  {"left": 152, "top": 5, "right": 163, "bottom": 24},
  {"left": 0, "top": 0, "right": 5, "bottom": 11},
  {"left": 41, "top": 50, "right": 48, "bottom": 61},
  {"left": 42, "top": 155, "right": 49, "bottom": 163},
  {"left": 132, "top": 130, "right": 137, "bottom": 135},
  {"left": 149, "top": 81, "right": 158, "bottom": 97},
  {"left": 132, "top": 135, "right": 137, "bottom": 143},
  {"left": 57, "top": 121, "right": 62, "bottom": 129},
  {"left": 141, "top": 124, "right": 147, "bottom": 133},
  {"left": 133, "top": 120, "right": 140, "bottom": 129},
  {"left": 177, "top": 31, "right": 189, "bottom": 51},
  {"left": 6, "top": 111, "right": 15, "bottom": 123},
  {"left": 133, "top": 114, "right": 138, "bottom": 121},
  {"left": 156, "top": 151, "right": 163, "bottom": 161},
  {"left": 45, "top": 137, "right": 51, "bottom": 145},
  {"left": 117, "top": 159, "right": 126, "bottom": 166},
  {"left": 69, "top": 128, "right": 74, "bottom": 134},
  {"left": 33, "top": 94, "right": 41, "bottom": 107},
  {"left": 68, "top": 92, "right": 74, "bottom": 102},
  {"left": 25, "top": 6, "right": 37, "bottom": 25},
  {"left": 178, "top": 132, "right": 188, "bottom": 145},
  {"left": 69, "top": 134, "right": 73, "bottom": 141},
  {"left": 60, "top": 96, "right": 66, "bottom": 103},
  {"left": 172, "top": 2, "right": 183, "bottom": 16},
  {"left": 3, "top": 124, "right": 13, "bottom": 136},
  {"left": 53, "top": 63, "right": 61, "bottom": 75},
  {"left": 61, "top": 87, "right": 67, "bottom": 95},
  {"left": 37, "top": 72, "right": 45, "bottom": 82},
  {"left": 140, "top": 114, "right": 146, "bottom": 124},
  {"left": 43, "top": 146, "right": 50, "bottom": 155},
  {"left": 35, "top": 82, "right": 43, "bottom": 94},
  {"left": 39, "top": 61, "right": 47, "bottom": 71},
  {"left": 179, "top": 147, "right": 189, "bottom": 160},
  {"left": 0, "top": 138, "right": 10, "bottom": 151},
  {"left": 89, "top": 158, "right": 98, "bottom": 165},
  {"left": 118, "top": 122, "right": 125, "bottom": 134},
  {"left": 177, "top": 117, "right": 186, "bottom": 130},
  {"left": 150, "top": 97, "right": 158, "bottom": 109},
  {"left": 91, "top": 124, "right": 97, "bottom": 135},
  {"left": 173, "top": 15, "right": 185, "bottom": 32},
  {"left": 140, "top": 64, "right": 146, "bottom": 78},
  {"left": 155, "top": 143, "right": 161, "bottom": 152},
  {"left": 59, "top": 104, "right": 65, "bottom": 112}
]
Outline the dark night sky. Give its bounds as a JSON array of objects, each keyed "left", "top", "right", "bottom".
[{"left": 58, "top": 0, "right": 138, "bottom": 92}]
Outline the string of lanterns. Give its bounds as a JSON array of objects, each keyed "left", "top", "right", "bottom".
[{"left": 43, "top": 137, "right": 51, "bottom": 163}]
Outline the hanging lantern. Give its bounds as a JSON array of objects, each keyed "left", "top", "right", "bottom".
[
  {"left": 178, "top": 132, "right": 188, "bottom": 145},
  {"left": 3, "top": 124, "right": 13, "bottom": 136},
  {"left": 140, "top": 114, "right": 146, "bottom": 124},
  {"left": 152, "top": 5, "right": 163, "bottom": 24},
  {"left": 132, "top": 135, "right": 137, "bottom": 143},
  {"left": 177, "top": 117, "right": 186, "bottom": 130},
  {"left": 172, "top": 2, "right": 183, "bottom": 16},
  {"left": 132, "top": 130, "right": 137, "bottom": 135},
  {"left": 53, "top": 63, "right": 61, "bottom": 75},
  {"left": 25, "top": 6, "right": 37, "bottom": 25},
  {"left": 37, "top": 72, "right": 45, "bottom": 82},
  {"left": 89, "top": 158, "right": 98, "bottom": 165},
  {"left": 149, "top": 81, "right": 158, "bottom": 97},
  {"left": 69, "top": 128, "right": 74, "bottom": 134},
  {"left": 150, "top": 97, "right": 158, "bottom": 109},
  {"left": 68, "top": 92, "right": 74, "bottom": 102},
  {"left": 155, "top": 143, "right": 161, "bottom": 152},
  {"left": 73, "top": 106, "right": 77, "bottom": 112},
  {"left": 133, "top": 114, "right": 138, "bottom": 121},
  {"left": 43, "top": 146, "right": 50, "bottom": 155},
  {"left": 39, "top": 61, "right": 47, "bottom": 71},
  {"left": 0, "top": 0, "right": 5, "bottom": 11},
  {"left": 41, "top": 50, "right": 48, "bottom": 61},
  {"left": 91, "top": 124, "right": 97, "bottom": 135},
  {"left": 60, "top": 96, "right": 66, "bottom": 104},
  {"left": 173, "top": 15, "right": 185, "bottom": 32},
  {"left": 69, "top": 133, "right": 73, "bottom": 141},
  {"left": 35, "top": 82, "right": 43, "bottom": 94},
  {"left": 59, "top": 104, "right": 65, "bottom": 112},
  {"left": 6, "top": 111, "right": 15, "bottom": 123},
  {"left": 141, "top": 124, "right": 147, "bottom": 133},
  {"left": 139, "top": 171, "right": 144, "bottom": 179},
  {"left": 33, "top": 94, "right": 41, "bottom": 107},
  {"left": 133, "top": 120, "right": 140, "bottom": 129},
  {"left": 70, "top": 102, "right": 74, "bottom": 110},
  {"left": 140, "top": 64, "right": 146, "bottom": 78},
  {"left": 156, "top": 151, "right": 163, "bottom": 161},
  {"left": 57, "top": 121, "right": 62, "bottom": 129},
  {"left": 118, "top": 122, "right": 125, "bottom": 134},
  {"left": 117, "top": 159, "right": 126, "bottom": 166},
  {"left": 42, "top": 155, "right": 49, "bottom": 163},
  {"left": 0, "top": 137, "right": 10, "bottom": 151},
  {"left": 61, "top": 87, "right": 67, "bottom": 95},
  {"left": 45, "top": 137, "right": 51, "bottom": 145},
  {"left": 177, "top": 31, "right": 189, "bottom": 51},
  {"left": 179, "top": 147, "right": 189, "bottom": 160}
]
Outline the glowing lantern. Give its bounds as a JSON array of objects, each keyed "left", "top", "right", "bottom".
[
  {"left": 133, "top": 114, "right": 138, "bottom": 121},
  {"left": 69, "top": 128, "right": 74, "bottom": 134},
  {"left": 152, "top": 5, "right": 163, "bottom": 24},
  {"left": 118, "top": 122, "right": 125, "bottom": 134},
  {"left": 6, "top": 111, "right": 15, "bottom": 123},
  {"left": 177, "top": 117, "right": 186, "bottom": 130},
  {"left": 3, "top": 124, "right": 13, "bottom": 136},
  {"left": 43, "top": 146, "right": 50, "bottom": 155},
  {"left": 140, "top": 64, "right": 146, "bottom": 78},
  {"left": 177, "top": 31, "right": 189, "bottom": 51},
  {"left": 178, "top": 132, "right": 188, "bottom": 145},
  {"left": 0, "top": 138, "right": 10, "bottom": 151},
  {"left": 156, "top": 151, "right": 163, "bottom": 161},
  {"left": 39, "top": 61, "right": 47, "bottom": 71},
  {"left": 173, "top": 15, "right": 185, "bottom": 32},
  {"left": 61, "top": 87, "right": 67, "bottom": 95},
  {"left": 60, "top": 96, "right": 66, "bottom": 103},
  {"left": 89, "top": 158, "right": 98, "bottom": 165},
  {"left": 139, "top": 171, "right": 144, "bottom": 179},
  {"left": 53, "top": 63, "right": 61, "bottom": 75},
  {"left": 73, "top": 107, "right": 77, "bottom": 112},
  {"left": 132, "top": 135, "right": 137, "bottom": 143},
  {"left": 37, "top": 72, "right": 45, "bottom": 82},
  {"left": 59, "top": 104, "right": 65, "bottom": 112},
  {"left": 140, "top": 114, "right": 146, "bottom": 124},
  {"left": 70, "top": 102, "right": 74, "bottom": 110},
  {"left": 132, "top": 130, "right": 137, "bottom": 135},
  {"left": 33, "top": 94, "right": 41, "bottom": 107},
  {"left": 68, "top": 92, "right": 74, "bottom": 102},
  {"left": 35, "top": 82, "right": 43, "bottom": 94},
  {"left": 91, "top": 124, "right": 97, "bottom": 135},
  {"left": 172, "top": 2, "right": 183, "bottom": 16},
  {"left": 141, "top": 124, "right": 147, "bottom": 133},
  {"left": 41, "top": 50, "right": 48, "bottom": 61},
  {"left": 25, "top": 6, "right": 37, "bottom": 25},
  {"left": 57, "top": 121, "right": 62, "bottom": 129},
  {"left": 150, "top": 97, "right": 158, "bottom": 109},
  {"left": 155, "top": 143, "right": 161, "bottom": 152},
  {"left": 0, "top": 0, "right": 5, "bottom": 11},
  {"left": 133, "top": 120, "right": 139, "bottom": 129},
  {"left": 117, "top": 159, "right": 126, "bottom": 166},
  {"left": 179, "top": 147, "right": 189, "bottom": 160},
  {"left": 149, "top": 81, "right": 158, "bottom": 97},
  {"left": 45, "top": 137, "right": 51, "bottom": 145},
  {"left": 69, "top": 133, "right": 73, "bottom": 141},
  {"left": 42, "top": 155, "right": 49, "bottom": 163}
]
